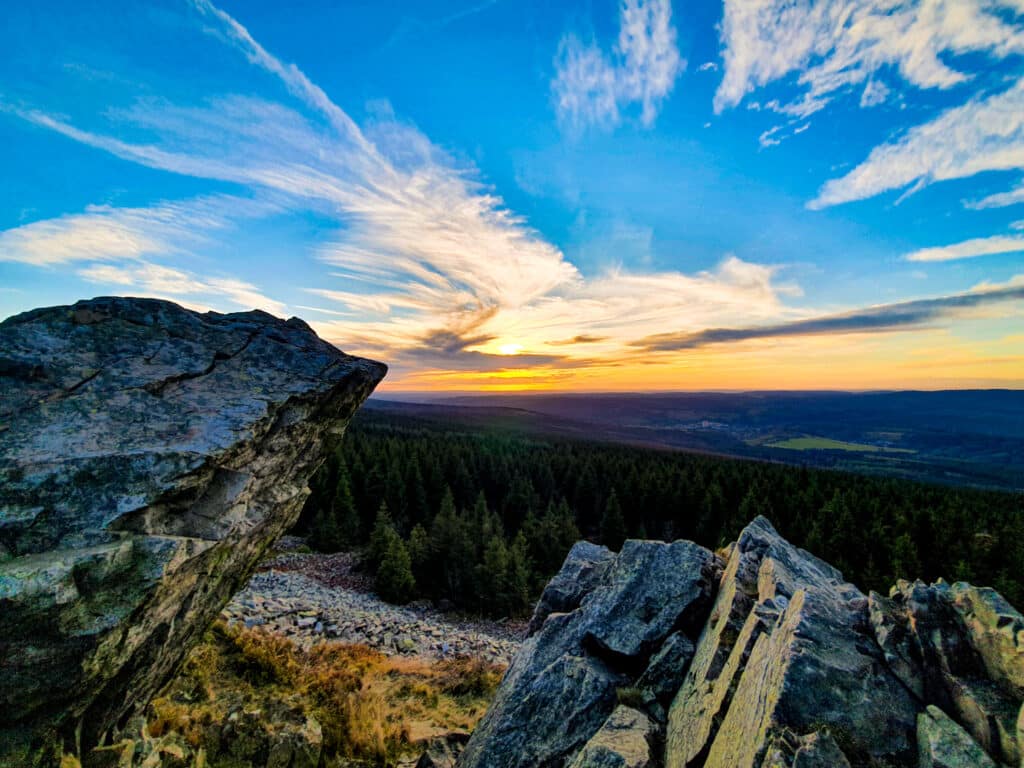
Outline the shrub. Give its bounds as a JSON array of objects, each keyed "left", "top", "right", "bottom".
[{"left": 436, "top": 655, "right": 504, "bottom": 698}]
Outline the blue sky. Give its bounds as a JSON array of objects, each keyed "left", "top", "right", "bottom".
[{"left": 1, "top": 0, "right": 1023, "bottom": 390}]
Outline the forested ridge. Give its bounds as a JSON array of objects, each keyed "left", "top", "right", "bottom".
[{"left": 299, "top": 407, "right": 1024, "bottom": 615}]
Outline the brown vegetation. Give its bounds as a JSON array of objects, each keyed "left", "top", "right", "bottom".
[{"left": 143, "top": 621, "right": 504, "bottom": 766}]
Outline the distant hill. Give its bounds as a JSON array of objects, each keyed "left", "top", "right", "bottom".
[{"left": 367, "top": 390, "right": 1024, "bottom": 491}]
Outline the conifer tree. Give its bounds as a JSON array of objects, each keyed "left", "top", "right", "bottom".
[
  {"left": 407, "top": 523, "right": 431, "bottom": 591},
  {"left": 367, "top": 502, "right": 395, "bottom": 571},
  {"left": 507, "top": 532, "right": 533, "bottom": 615},
  {"left": 405, "top": 459, "right": 430, "bottom": 528},
  {"left": 600, "top": 489, "right": 627, "bottom": 551},
  {"left": 553, "top": 497, "right": 580, "bottom": 548},
  {"left": 479, "top": 535, "right": 510, "bottom": 614},
  {"left": 430, "top": 488, "right": 475, "bottom": 603},
  {"left": 376, "top": 535, "right": 416, "bottom": 604},
  {"left": 385, "top": 463, "right": 408, "bottom": 533},
  {"left": 333, "top": 462, "right": 360, "bottom": 546},
  {"left": 310, "top": 506, "right": 342, "bottom": 552}
]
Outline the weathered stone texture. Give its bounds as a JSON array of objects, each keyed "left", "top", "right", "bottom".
[
  {"left": 0, "top": 297, "right": 385, "bottom": 764},
  {"left": 568, "top": 706, "right": 657, "bottom": 768},
  {"left": 458, "top": 539, "right": 719, "bottom": 768},
  {"left": 461, "top": 516, "right": 1024, "bottom": 768}
]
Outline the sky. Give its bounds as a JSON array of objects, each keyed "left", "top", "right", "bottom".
[{"left": 1, "top": 0, "right": 1023, "bottom": 392}]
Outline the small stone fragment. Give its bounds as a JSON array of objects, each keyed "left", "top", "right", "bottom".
[
  {"left": 918, "top": 705, "right": 997, "bottom": 768},
  {"left": 568, "top": 706, "right": 658, "bottom": 768}
]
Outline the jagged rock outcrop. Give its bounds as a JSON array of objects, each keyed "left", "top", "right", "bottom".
[
  {"left": 461, "top": 516, "right": 1024, "bottom": 768},
  {"left": 527, "top": 540, "right": 615, "bottom": 635},
  {"left": 918, "top": 705, "right": 997, "bottom": 767},
  {"left": 666, "top": 516, "right": 918, "bottom": 767},
  {"left": 871, "top": 579, "right": 1024, "bottom": 765},
  {"left": 458, "top": 539, "right": 720, "bottom": 768},
  {"left": 0, "top": 297, "right": 385, "bottom": 765}
]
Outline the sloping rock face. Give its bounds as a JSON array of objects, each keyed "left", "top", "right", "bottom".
[
  {"left": 527, "top": 540, "right": 615, "bottom": 635},
  {"left": 666, "top": 516, "right": 918, "bottom": 768},
  {"left": 462, "top": 516, "right": 1024, "bottom": 768},
  {"left": 0, "top": 297, "right": 385, "bottom": 764}
]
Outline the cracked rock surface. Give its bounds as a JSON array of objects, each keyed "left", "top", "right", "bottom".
[
  {"left": 460, "top": 516, "right": 1024, "bottom": 768},
  {"left": 0, "top": 297, "right": 385, "bottom": 764}
]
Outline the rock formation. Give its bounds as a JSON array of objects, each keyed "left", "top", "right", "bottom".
[
  {"left": 459, "top": 539, "right": 720, "bottom": 767},
  {"left": 0, "top": 297, "right": 385, "bottom": 765},
  {"left": 461, "top": 516, "right": 1024, "bottom": 768}
]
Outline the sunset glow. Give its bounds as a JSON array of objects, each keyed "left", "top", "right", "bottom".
[{"left": 2, "top": 0, "right": 1022, "bottom": 391}]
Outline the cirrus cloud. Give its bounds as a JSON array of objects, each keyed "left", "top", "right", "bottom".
[
  {"left": 715, "top": 0, "right": 1024, "bottom": 117},
  {"left": 0, "top": 195, "right": 275, "bottom": 266},
  {"left": 552, "top": 0, "right": 685, "bottom": 131},
  {"left": 903, "top": 235, "right": 1024, "bottom": 263},
  {"left": 810, "top": 79, "right": 1024, "bottom": 209}
]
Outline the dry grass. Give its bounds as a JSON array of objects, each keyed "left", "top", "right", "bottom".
[{"left": 146, "top": 622, "right": 504, "bottom": 766}]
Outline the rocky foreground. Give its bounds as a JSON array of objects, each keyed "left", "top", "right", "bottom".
[
  {"left": 0, "top": 297, "right": 385, "bottom": 765},
  {"left": 221, "top": 549, "right": 521, "bottom": 665},
  {"left": 461, "top": 517, "right": 1024, "bottom": 768}
]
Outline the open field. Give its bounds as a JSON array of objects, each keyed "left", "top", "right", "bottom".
[{"left": 767, "top": 436, "right": 914, "bottom": 453}]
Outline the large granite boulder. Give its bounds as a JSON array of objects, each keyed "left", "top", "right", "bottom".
[
  {"left": 458, "top": 539, "right": 719, "bottom": 768},
  {"left": 0, "top": 297, "right": 385, "bottom": 764}
]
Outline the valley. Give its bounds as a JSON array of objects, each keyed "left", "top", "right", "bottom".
[{"left": 371, "top": 390, "right": 1024, "bottom": 491}]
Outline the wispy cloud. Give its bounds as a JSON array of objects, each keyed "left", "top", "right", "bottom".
[
  {"left": 5, "top": 0, "right": 1014, "bottom": 389},
  {"left": 0, "top": 195, "right": 275, "bottom": 266},
  {"left": 859, "top": 79, "right": 890, "bottom": 108},
  {"left": 382, "top": 0, "right": 500, "bottom": 49},
  {"left": 548, "top": 334, "right": 609, "bottom": 345},
  {"left": 76, "top": 261, "right": 287, "bottom": 315},
  {"left": 0, "top": 187, "right": 287, "bottom": 315},
  {"left": 6, "top": 2, "right": 800, "bottom": 375},
  {"left": 187, "top": 0, "right": 382, "bottom": 165},
  {"left": 810, "top": 79, "right": 1024, "bottom": 209},
  {"left": 552, "top": 0, "right": 684, "bottom": 131},
  {"left": 715, "top": 0, "right": 1024, "bottom": 117},
  {"left": 967, "top": 181, "right": 1024, "bottom": 210},
  {"left": 904, "top": 235, "right": 1024, "bottom": 263},
  {"left": 632, "top": 283, "right": 1024, "bottom": 351}
]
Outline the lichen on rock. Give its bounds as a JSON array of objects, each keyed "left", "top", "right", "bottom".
[
  {"left": 0, "top": 297, "right": 385, "bottom": 765},
  {"left": 459, "top": 516, "right": 1024, "bottom": 768}
]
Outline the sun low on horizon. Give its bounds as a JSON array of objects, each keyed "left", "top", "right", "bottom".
[{"left": 1, "top": 0, "right": 1023, "bottom": 392}]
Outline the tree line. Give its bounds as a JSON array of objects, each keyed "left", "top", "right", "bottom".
[{"left": 298, "top": 408, "right": 1024, "bottom": 615}]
